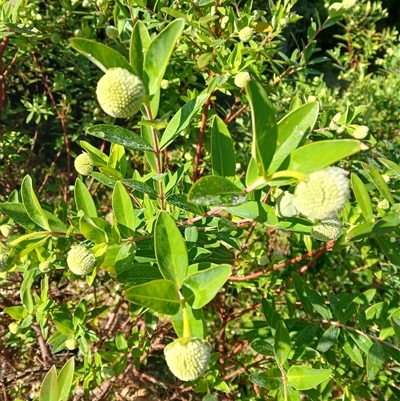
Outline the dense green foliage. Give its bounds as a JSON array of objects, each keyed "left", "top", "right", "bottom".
[{"left": 0, "top": 0, "right": 399, "bottom": 400}]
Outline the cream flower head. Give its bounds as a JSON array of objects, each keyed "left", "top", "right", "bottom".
[{"left": 67, "top": 245, "right": 96, "bottom": 275}]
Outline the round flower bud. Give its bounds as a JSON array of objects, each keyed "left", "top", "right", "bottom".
[
  {"left": 67, "top": 245, "right": 96, "bottom": 275},
  {"left": 74, "top": 153, "right": 93, "bottom": 176},
  {"left": 0, "top": 250, "right": 10, "bottom": 272},
  {"left": 39, "top": 261, "right": 52, "bottom": 273},
  {"left": 160, "top": 79, "right": 169, "bottom": 90},
  {"left": 8, "top": 322, "right": 20, "bottom": 334},
  {"left": 96, "top": 68, "right": 146, "bottom": 118},
  {"left": 50, "top": 33, "right": 61, "bottom": 44},
  {"left": 164, "top": 337, "right": 211, "bottom": 381},
  {"left": 293, "top": 167, "right": 350, "bottom": 220},
  {"left": 74, "top": 29, "right": 84, "bottom": 37},
  {"left": 310, "top": 217, "right": 341, "bottom": 241},
  {"left": 105, "top": 25, "right": 118, "bottom": 39},
  {"left": 238, "top": 26, "right": 253, "bottom": 42},
  {"left": 65, "top": 338, "right": 77, "bottom": 350},
  {"left": 234, "top": 71, "right": 251, "bottom": 88}
]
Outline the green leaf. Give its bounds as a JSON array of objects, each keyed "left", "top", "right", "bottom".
[
  {"left": 80, "top": 140, "right": 108, "bottom": 166},
  {"left": 0, "top": 202, "right": 36, "bottom": 230},
  {"left": 340, "top": 333, "right": 364, "bottom": 367},
  {"left": 268, "top": 102, "right": 319, "bottom": 174},
  {"left": 171, "top": 304, "right": 205, "bottom": 339},
  {"left": 144, "top": 19, "right": 185, "bottom": 97},
  {"left": 367, "top": 342, "right": 385, "bottom": 379},
  {"left": 372, "top": 212, "right": 400, "bottom": 237},
  {"left": 286, "top": 140, "right": 362, "bottom": 175},
  {"left": 375, "top": 237, "right": 400, "bottom": 267},
  {"left": 378, "top": 157, "right": 400, "bottom": 179},
  {"left": 3, "top": 306, "right": 26, "bottom": 320},
  {"left": 70, "top": 38, "right": 133, "bottom": 73},
  {"left": 112, "top": 182, "right": 136, "bottom": 237},
  {"left": 79, "top": 216, "right": 108, "bottom": 243},
  {"left": 159, "top": 94, "right": 209, "bottom": 150},
  {"left": 121, "top": 179, "right": 158, "bottom": 197},
  {"left": 87, "top": 125, "right": 153, "bottom": 151},
  {"left": 225, "top": 201, "right": 278, "bottom": 225},
  {"left": 292, "top": 273, "right": 314, "bottom": 317},
  {"left": 391, "top": 317, "right": 400, "bottom": 342},
  {"left": 327, "top": 294, "right": 346, "bottom": 324},
  {"left": 250, "top": 368, "right": 281, "bottom": 390},
  {"left": 361, "top": 162, "right": 395, "bottom": 204},
  {"left": 317, "top": 325, "right": 339, "bottom": 353},
  {"left": 20, "top": 268, "right": 34, "bottom": 313},
  {"left": 211, "top": 115, "right": 235, "bottom": 180},
  {"left": 116, "top": 331, "right": 128, "bottom": 352},
  {"left": 182, "top": 264, "right": 231, "bottom": 309},
  {"left": 287, "top": 366, "right": 331, "bottom": 390},
  {"left": 305, "top": 286, "right": 332, "bottom": 320},
  {"left": 245, "top": 80, "right": 278, "bottom": 177},
  {"left": 74, "top": 178, "right": 98, "bottom": 218},
  {"left": 39, "top": 366, "right": 59, "bottom": 401},
  {"left": 251, "top": 339, "right": 274, "bottom": 356},
  {"left": 346, "top": 222, "right": 375, "bottom": 242},
  {"left": 188, "top": 176, "right": 247, "bottom": 207},
  {"left": 57, "top": 357, "right": 75, "bottom": 401},
  {"left": 125, "top": 279, "right": 181, "bottom": 315},
  {"left": 155, "top": 211, "right": 188, "bottom": 287},
  {"left": 351, "top": 173, "right": 373, "bottom": 217},
  {"left": 167, "top": 194, "right": 204, "bottom": 215},
  {"left": 129, "top": 20, "right": 151, "bottom": 83},
  {"left": 21, "top": 175, "right": 49, "bottom": 230},
  {"left": 274, "top": 320, "right": 291, "bottom": 365}
]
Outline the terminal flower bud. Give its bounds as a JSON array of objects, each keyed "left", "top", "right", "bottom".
[
  {"left": 8, "top": 322, "right": 20, "bottom": 334},
  {"left": 67, "top": 245, "right": 96, "bottom": 275},
  {"left": 234, "top": 71, "right": 251, "bottom": 88},
  {"left": 74, "top": 153, "right": 93, "bottom": 176},
  {"left": 164, "top": 337, "right": 211, "bottom": 381},
  {"left": 238, "top": 26, "right": 253, "bottom": 42}
]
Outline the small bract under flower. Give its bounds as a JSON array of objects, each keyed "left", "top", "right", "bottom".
[{"left": 310, "top": 217, "right": 342, "bottom": 241}]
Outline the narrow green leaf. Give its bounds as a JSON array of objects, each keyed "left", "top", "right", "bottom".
[
  {"left": 0, "top": 202, "right": 36, "bottom": 230},
  {"left": 57, "top": 357, "right": 75, "bottom": 401},
  {"left": 327, "top": 294, "right": 346, "bottom": 324},
  {"left": 155, "top": 211, "right": 188, "bottom": 287},
  {"left": 112, "top": 182, "right": 136, "bottom": 237},
  {"left": 286, "top": 140, "right": 362, "bottom": 175},
  {"left": 305, "top": 286, "right": 332, "bottom": 320},
  {"left": 245, "top": 80, "right": 278, "bottom": 176},
  {"left": 188, "top": 176, "right": 247, "bottom": 207},
  {"left": 274, "top": 320, "right": 291, "bottom": 365},
  {"left": 292, "top": 273, "right": 314, "bottom": 317},
  {"left": 79, "top": 216, "right": 108, "bottom": 243},
  {"left": 129, "top": 20, "right": 151, "bottom": 83},
  {"left": 144, "top": 19, "right": 185, "bottom": 97},
  {"left": 20, "top": 268, "right": 34, "bottom": 313},
  {"left": 351, "top": 173, "right": 373, "bottom": 217},
  {"left": 250, "top": 368, "right": 281, "bottom": 390},
  {"left": 70, "top": 38, "right": 133, "bottom": 73},
  {"left": 340, "top": 333, "right": 364, "bottom": 367},
  {"left": 391, "top": 317, "right": 400, "bottom": 342},
  {"left": 251, "top": 339, "right": 274, "bottom": 356},
  {"left": 376, "top": 237, "right": 400, "bottom": 267},
  {"left": 171, "top": 304, "right": 205, "bottom": 339},
  {"left": 80, "top": 140, "right": 108, "bottom": 166},
  {"left": 372, "top": 212, "right": 400, "bottom": 237},
  {"left": 225, "top": 201, "right": 278, "bottom": 225},
  {"left": 346, "top": 222, "right": 375, "bottom": 242},
  {"left": 125, "top": 279, "right": 181, "bottom": 315},
  {"left": 211, "top": 115, "right": 235, "bottom": 180},
  {"left": 367, "top": 342, "right": 385, "bottom": 379},
  {"left": 268, "top": 102, "right": 319, "bottom": 174},
  {"left": 39, "top": 366, "right": 59, "bottom": 401},
  {"left": 361, "top": 162, "right": 395, "bottom": 205},
  {"left": 74, "top": 178, "right": 98, "bottom": 218},
  {"left": 3, "top": 306, "right": 26, "bottom": 320},
  {"left": 116, "top": 331, "right": 128, "bottom": 352},
  {"left": 182, "top": 264, "right": 231, "bottom": 309},
  {"left": 160, "top": 94, "right": 209, "bottom": 150},
  {"left": 317, "top": 325, "right": 339, "bottom": 353},
  {"left": 87, "top": 125, "right": 153, "bottom": 152},
  {"left": 287, "top": 366, "right": 331, "bottom": 390},
  {"left": 379, "top": 307, "right": 400, "bottom": 340},
  {"left": 378, "top": 157, "right": 400, "bottom": 179},
  {"left": 121, "top": 179, "right": 158, "bottom": 197},
  {"left": 21, "top": 175, "right": 49, "bottom": 230}
]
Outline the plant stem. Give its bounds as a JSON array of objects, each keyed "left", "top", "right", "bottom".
[{"left": 182, "top": 301, "right": 191, "bottom": 338}]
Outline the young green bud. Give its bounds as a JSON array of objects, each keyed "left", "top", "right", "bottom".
[
  {"left": 234, "top": 71, "right": 251, "bottom": 88},
  {"left": 164, "top": 337, "right": 211, "bottom": 381},
  {"left": 74, "top": 153, "right": 93, "bottom": 176},
  {"left": 105, "top": 25, "right": 118, "bottom": 39},
  {"left": 293, "top": 167, "right": 350, "bottom": 220},
  {"left": 8, "top": 322, "right": 20, "bottom": 334},
  {"left": 238, "top": 26, "right": 253, "bottom": 42},
  {"left": 39, "top": 261, "right": 52, "bottom": 273},
  {"left": 310, "top": 217, "right": 341, "bottom": 241},
  {"left": 50, "top": 33, "right": 61, "bottom": 44},
  {"left": 96, "top": 68, "right": 146, "bottom": 118},
  {"left": 67, "top": 245, "right": 96, "bottom": 275},
  {"left": 65, "top": 338, "right": 77, "bottom": 350}
]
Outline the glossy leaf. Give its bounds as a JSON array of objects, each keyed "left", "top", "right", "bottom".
[
  {"left": 39, "top": 366, "right": 58, "bottom": 401},
  {"left": 80, "top": 140, "right": 108, "bottom": 166},
  {"left": 274, "top": 320, "right": 291, "bottom": 365},
  {"left": 155, "top": 211, "right": 188, "bottom": 287},
  {"left": 112, "top": 182, "right": 135, "bottom": 237},
  {"left": 182, "top": 264, "right": 231, "bottom": 309},
  {"left": 129, "top": 20, "right": 151, "bottom": 83},
  {"left": 245, "top": 80, "right": 278, "bottom": 176},
  {"left": 225, "top": 201, "right": 278, "bottom": 224},
  {"left": 351, "top": 173, "right": 373, "bottom": 217},
  {"left": 188, "top": 176, "right": 247, "bottom": 207},
  {"left": 250, "top": 368, "right": 281, "bottom": 390},
  {"left": 268, "top": 101, "right": 319, "bottom": 174},
  {"left": 57, "top": 357, "right": 75, "bottom": 401},
  {"left": 171, "top": 304, "right": 205, "bottom": 339},
  {"left": 160, "top": 94, "right": 209, "bottom": 150},
  {"left": 286, "top": 139, "right": 362, "bottom": 174},
  {"left": 305, "top": 286, "right": 332, "bottom": 320},
  {"left": 327, "top": 294, "right": 346, "bottom": 324},
  {"left": 125, "top": 279, "right": 181, "bottom": 315},
  {"left": 70, "top": 38, "right": 133, "bottom": 73},
  {"left": 87, "top": 125, "right": 153, "bottom": 152},
  {"left": 74, "top": 178, "right": 98, "bottom": 218},
  {"left": 79, "top": 216, "right": 108, "bottom": 243},
  {"left": 367, "top": 342, "right": 385, "bottom": 379},
  {"left": 21, "top": 175, "right": 49, "bottom": 230},
  {"left": 211, "top": 115, "right": 235, "bottom": 180},
  {"left": 361, "top": 162, "right": 395, "bottom": 205},
  {"left": 144, "top": 19, "right": 185, "bottom": 97},
  {"left": 293, "top": 273, "right": 314, "bottom": 317},
  {"left": 376, "top": 237, "right": 400, "bottom": 267},
  {"left": 378, "top": 157, "right": 400, "bottom": 179},
  {"left": 121, "top": 179, "right": 158, "bottom": 197},
  {"left": 0, "top": 202, "right": 36, "bottom": 230},
  {"left": 317, "top": 325, "right": 339, "bottom": 353},
  {"left": 287, "top": 366, "right": 331, "bottom": 390},
  {"left": 372, "top": 212, "right": 400, "bottom": 237},
  {"left": 340, "top": 333, "right": 364, "bottom": 367}
]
